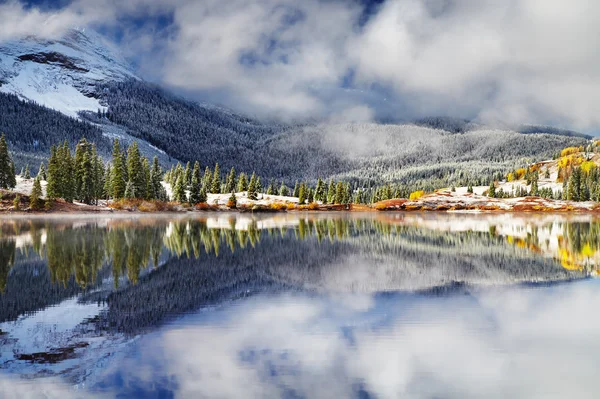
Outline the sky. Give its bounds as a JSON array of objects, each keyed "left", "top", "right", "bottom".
[{"left": 2, "top": 0, "right": 600, "bottom": 131}]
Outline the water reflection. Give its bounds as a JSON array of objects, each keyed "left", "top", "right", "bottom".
[
  {"left": 0, "top": 214, "right": 599, "bottom": 295},
  {"left": 0, "top": 213, "right": 599, "bottom": 395}
]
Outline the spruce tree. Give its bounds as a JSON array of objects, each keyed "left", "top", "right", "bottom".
[
  {"left": 327, "top": 179, "right": 335, "bottom": 204},
  {"left": 315, "top": 178, "right": 325, "bottom": 202},
  {"left": 103, "top": 164, "right": 112, "bottom": 200},
  {"left": 30, "top": 177, "right": 43, "bottom": 210},
  {"left": 150, "top": 156, "right": 163, "bottom": 201},
  {"left": 225, "top": 167, "right": 236, "bottom": 193},
  {"left": 60, "top": 141, "right": 75, "bottom": 203},
  {"left": 307, "top": 188, "right": 314, "bottom": 204},
  {"left": 127, "top": 142, "right": 145, "bottom": 198},
  {"left": 46, "top": 145, "right": 59, "bottom": 200},
  {"left": 189, "top": 161, "right": 202, "bottom": 204},
  {"left": 237, "top": 173, "right": 248, "bottom": 192},
  {"left": 227, "top": 191, "right": 237, "bottom": 209},
  {"left": 293, "top": 181, "right": 300, "bottom": 197},
  {"left": 80, "top": 150, "right": 94, "bottom": 204},
  {"left": 198, "top": 186, "right": 207, "bottom": 203},
  {"left": 335, "top": 182, "right": 345, "bottom": 204},
  {"left": 211, "top": 163, "right": 221, "bottom": 194},
  {"left": 38, "top": 163, "right": 46, "bottom": 180},
  {"left": 202, "top": 166, "right": 212, "bottom": 191},
  {"left": 184, "top": 161, "right": 192, "bottom": 187},
  {"left": 488, "top": 180, "right": 496, "bottom": 198},
  {"left": 247, "top": 172, "right": 258, "bottom": 200},
  {"left": 0, "top": 134, "right": 16, "bottom": 189},
  {"left": 279, "top": 182, "right": 289, "bottom": 197},
  {"left": 24, "top": 164, "right": 30, "bottom": 179},
  {"left": 298, "top": 183, "right": 307, "bottom": 204},
  {"left": 173, "top": 173, "right": 187, "bottom": 203},
  {"left": 111, "top": 139, "right": 126, "bottom": 199}
]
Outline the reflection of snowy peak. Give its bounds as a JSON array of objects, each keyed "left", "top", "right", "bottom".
[{"left": 0, "top": 28, "right": 136, "bottom": 118}]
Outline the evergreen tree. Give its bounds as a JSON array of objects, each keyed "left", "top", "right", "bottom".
[
  {"left": 150, "top": 157, "right": 163, "bottom": 200},
  {"left": 298, "top": 183, "right": 307, "bottom": 204},
  {"left": 467, "top": 183, "right": 473, "bottom": 194},
  {"left": 530, "top": 171, "right": 539, "bottom": 197},
  {"left": 124, "top": 180, "right": 135, "bottom": 199},
  {"left": 189, "top": 161, "right": 202, "bottom": 204},
  {"left": 227, "top": 191, "right": 237, "bottom": 209},
  {"left": 184, "top": 161, "right": 192, "bottom": 187},
  {"left": 80, "top": 150, "right": 94, "bottom": 204},
  {"left": 327, "top": 179, "right": 335, "bottom": 204},
  {"left": 315, "top": 178, "right": 325, "bottom": 202},
  {"left": 198, "top": 186, "right": 207, "bottom": 203},
  {"left": 237, "top": 172, "right": 248, "bottom": 192},
  {"left": 335, "top": 182, "right": 345, "bottom": 204},
  {"left": 127, "top": 142, "right": 145, "bottom": 198},
  {"left": 103, "top": 164, "right": 112, "bottom": 200},
  {"left": 307, "top": 188, "right": 314, "bottom": 204},
  {"left": 202, "top": 166, "right": 212, "bottom": 191},
  {"left": 46, "top": 145, "right": 59, "bottom": 200},
  {"left": 279, "top": 182, "right": 289, "bottom": 197},
  {"left": 226, "top": 167, "right": 236, "bottom": 193},
  {"left": 211, "top": 163, "right": 221, "bottom": 194},
  {"left": 30, "top": 177, "right": 43, "bottom": 210},
  {"left": 488, "top": 180, "right": 496, "bottom": 198},
  {"left": 23, "top": 164, "right": 30, "bottom": 179},
  {"left": 248, "top": 172, "right": 258, "bottom": 200},
  {"left": 0, "top": 134, "right": 16, "bottom": 189},
  {"left": 111, "top": 139, "right": 126, "bottom": 199},
  {"left": 567, "top": 168, "right": 582, "bottom": 201},
  {"left": 267, "top": 179, "right": 275, "bottom": 195},
  {"left": 173, "top": 173, "right": 187, "bottom": 203},
  {"left": 293, "top": 181, "right": 300, "bottom": 197},
  {"left": 38, "top": 163, "right": 47, "bottom": 181},
  {"left": 60, "top": 141, "right": 75, "bottom": 203}
]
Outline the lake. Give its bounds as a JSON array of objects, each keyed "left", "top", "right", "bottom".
[{"left": 0, "top": 212, "right": 599, "bottom": 398}]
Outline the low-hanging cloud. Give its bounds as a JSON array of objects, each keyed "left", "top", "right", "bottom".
[{"left": 2, "top": 0, "right": 600, "bottom": 129}]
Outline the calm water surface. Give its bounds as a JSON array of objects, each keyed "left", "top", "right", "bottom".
[{"left": 0, "top": 212, "right": 599, "bottom": 398}]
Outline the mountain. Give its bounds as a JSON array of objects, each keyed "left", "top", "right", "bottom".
[
  {"left": 0, "top": 29, "right": 592, "bottom": 188},
  {"left": 0, "top": 28, "right": 136, "bottom": 118}
]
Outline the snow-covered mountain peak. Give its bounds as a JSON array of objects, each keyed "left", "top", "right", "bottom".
[{"left": 0, "top": 28, "right": 137, "bottom": 118}]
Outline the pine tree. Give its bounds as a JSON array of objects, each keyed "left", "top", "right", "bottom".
[
  {"left": 111, "top": 139, "right": 126, "bottom": 199},
  {"left": 279, "top": 182, "right": 289, "bottom": 197},
  {"left": 80, "top": 150, "right": 94, "bottom": 204},
  {"left": 30, "top": 177, "right": 42, "bottom": 210},
  {"left": 237, "top": 173, "right": 248, "bottom": 192},
  {"left": 467, "top": 183, "right": 473, "bottom": 194},
  {"left": 103, "top": 164, "right": 112, "bottom": 200},
  {"left": 149, "top": 157, "right": 163, "bottom": 201},
  {"left": 211, "top": 163, "right": 221, "bottom": 194},
  {"left": 530, "top": 171, "right": 539, "bottom": 197},
  {"left": 24, "top": 164, "right": 30, "bottom": 179},
  {"left": 247, "top": 172, "right": 258, "bottom": 200},
  {"left": 0, "top": 134, "right": 16, "bottom": 189},
  {"left": 202, "top": 166, "right": 212, "bottom": 191},
  {"left": 173, "top": 173, "right": 187, "bottom": 203},
  {"left": 38, "top": 163, "right": 46, "bottom": 180},
  {"left": 198, "top": 186, "right": 207, "bottom": 203},
  {"left": 307, "top": 188, "right": 314, "bottom": 203},
  {"left": 226, "top": 167, "right": 236, "bottom": 193},
  {"left": 315, "top": 178, "right": 325, "bottom": 202},
  {"left": 60, "top": 141, "right": 75, "bottom": 203},
  {"left": 127, "top": 142, "right": 145, "bottom": 198},
  {"left": 327, "top": 179, "right": 335, "bottom": 204},
  {"left": 227, "top": 191, "right": 237, "bottom": 209},
  {"left": 189, "top": 161, "right": 202, "bottom": 204},
  {"left": 298, "top": 183, "right": 307, "bottom": 204},
  {"left": 46, "top": 145, "right": 59, "bottom": 200},
  {"left": 567, "top": 168, "right": 582, "bottom": 201},
  {"left": 335, "top": 182, "right": 345, "bottom": 204},
  {"left": 124, "top": 180, "right": 135, "bottom": 199},
  {"left": 293, "top": 181, "right": 300, "bottom": 197},
  {"left": 184, "top": 161, "right": 192, "bottom": 187},
  {"left": 266, "top": 179, "right": 275, "bottom": 195},
  {"left": 488, "top": 180, "right": 496, "bottom": 198}
]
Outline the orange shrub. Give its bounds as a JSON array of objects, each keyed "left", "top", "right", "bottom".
[
  {"left": 374, "top": 203, "right": 388, "bottom": 211},
  {"left": 287, "top": 203, "right": 297, "bottom": 210},
  {"left": 307, "top": 202, "right": 319, "bottom": 210},
  {"left": 269, "top": 202, "right": 287, "bottom": 211}
]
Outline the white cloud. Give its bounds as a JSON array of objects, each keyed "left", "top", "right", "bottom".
[{"left": 3, "top": 0, "right": 600, "bottom": 128}]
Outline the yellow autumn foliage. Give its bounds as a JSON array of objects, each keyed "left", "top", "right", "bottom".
[
  {"left": 409, "top": 190, "right": 425, "bottom": 201},
  {"left": 580, "top": 160, "right": 596, "bottom": 174},
  {"left": 561, "top": 147, "right": 580, "bottom": 157}
]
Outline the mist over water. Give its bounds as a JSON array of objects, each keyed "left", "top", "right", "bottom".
[{"left": 0, "top": 212, "right": 598, "bottom": 398}]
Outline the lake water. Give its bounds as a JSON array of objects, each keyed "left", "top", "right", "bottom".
[{"left": 0, "top": 212, "right": 599, "bottom": 398}]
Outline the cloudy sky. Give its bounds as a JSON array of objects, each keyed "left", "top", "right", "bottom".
[{"left": 2, "top": 0, "right": 600, "bottom": 130}]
